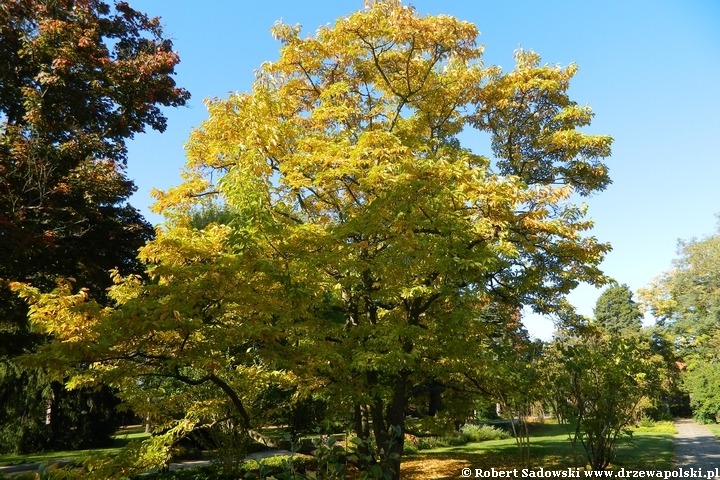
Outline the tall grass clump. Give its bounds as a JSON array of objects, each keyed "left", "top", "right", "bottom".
[{"left": 459, "top": 424, "right": 511, "bottom": 442}]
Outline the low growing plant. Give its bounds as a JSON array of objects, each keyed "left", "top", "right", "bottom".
[
  {"left": 459, "top": 424, "right": 511, "bottom": 442},
  {"left": 416, "top": 436, "right": 467, "bottom": 450}
]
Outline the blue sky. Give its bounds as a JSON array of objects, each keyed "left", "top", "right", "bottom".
[{"left": 124, "top": 1, "right": 720, "bottom": 340}]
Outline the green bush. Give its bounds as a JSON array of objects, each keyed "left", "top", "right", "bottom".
[
  {"left": 459, "top": 424, "right": 511, "bottom": 442},
  {"left": 136, "top": 464, "right": 229, "bottom": 479},
  {"left": 446, "top": 436, "right": 468, "bottom": 446},
  {"left": 633, "top": 420, "right": 677, "bottom": 434},
  {"left": 416, "top": 435, "right": 468, "bottom": 450},
  {"left": 637, "top": 417, "right": 655, "bottom": 428},
  {"left": 137, "top": 455, "right": 317, "bottom": 480},
  {"left": 403, "top": 443, "right": 418, "bottom": 455},
  {"left": 684, "top": 361, "right": 720, "bottom": 424}
]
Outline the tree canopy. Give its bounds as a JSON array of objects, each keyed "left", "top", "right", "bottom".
[
  {"left": 641, "top": 222, "right": 720, "bottom": 355},
  {"left": 1, "top": 0, "right": 189, "bottom": 293},
  {"left": 592, "top": 284, "right": 642, "bottom": 334},
  {"left": 0, "top": 0, "right": 188, "bottom": 453},
  {"left": 641, "top": 221, "right": 720, "bottom": 423},
  {"left": 16, "top": 1, "right": 613, "bottom": 475}
]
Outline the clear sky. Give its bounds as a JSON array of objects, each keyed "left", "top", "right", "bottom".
[{"left": 124, "top": 1, "right": 720, "bottom": 340}]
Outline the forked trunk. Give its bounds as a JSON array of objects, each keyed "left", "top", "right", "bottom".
[{"left": 368, "top": 371, "right": 408, "bottom": 480}]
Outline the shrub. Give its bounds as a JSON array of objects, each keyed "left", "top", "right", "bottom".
[
  {"left": 637, "top": 417, "right": 655, "bottom": 428},
  {"left": 446, "top": 436, "right": 468, "bottom": 446},
  {"left": 416, "top": 435, "right": 468, "bottom": 450},
  {"left": 135, "top": 463, "right": 229, "bottom": 479},
  {"left": 684, "top": 361, "right": 720, "bottom": 424},
  {"left": 459, "top": 424, "right": 511, "bottom": 442},
  {"left": 633, "top": 420, "right": 677, "bottom": 435},
  {"left": 136, "top": 455, "right": 317, "bottom": 480},
  {"left": 403, "top": 443, "right": 418, "bottom": 455}
]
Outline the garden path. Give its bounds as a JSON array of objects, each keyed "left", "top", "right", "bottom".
[{"left": 674, "top": 418, "right": 720, "bottom": 478}]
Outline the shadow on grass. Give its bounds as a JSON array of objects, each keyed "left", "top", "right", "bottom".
[
  {"left": 0, "top": 429, "right": 151, "bottom": 466},
  {"left": 401, "top": 424, "right": 675, "bottom": 479},
  {"left": 403, "top": 424, "right": 580, "bottom": 478},
  {"left": 615, "top": 433, "right": 674, "bottom": 470}
]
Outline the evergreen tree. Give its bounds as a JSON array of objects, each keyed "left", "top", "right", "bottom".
[{"left": 592, "top": 284, "right": 643, "bottom": 334}]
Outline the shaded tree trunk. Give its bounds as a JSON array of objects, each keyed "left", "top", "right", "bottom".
[{"left": 368, "top": 371, "right": 407, "bottom": 480}]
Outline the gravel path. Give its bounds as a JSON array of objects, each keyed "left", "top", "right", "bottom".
[{"left": 674, "top": 418, "right": 720, "bottom": 477}]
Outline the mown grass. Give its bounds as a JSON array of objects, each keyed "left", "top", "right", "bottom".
[
  {"left": 401, "top": 421, "right": 676, "bottom": 479},
  {"left": 0, "top": 426, "right": 150, "bottom": 466},
  {"left": 705, "top": 423, "right": 720, "bottom": 439},
  {"left": 0, "top": 421, "right": 676, "bottom": 479}
]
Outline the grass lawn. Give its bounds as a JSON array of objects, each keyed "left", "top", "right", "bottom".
[
  {"left": 401, "top": 422, "right": 676, "bottom": 479},
  {"left": 0, "top": 426, "right": 150, "bottom": 467},
  {"left": 705, "top": 423, "right": 720, "bottom": 439},
  {"left": 0, "top": 422, "right": 675, "bottom": 479}
]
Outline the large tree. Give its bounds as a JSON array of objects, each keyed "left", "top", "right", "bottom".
[
  {"left": 18, "top": 1, "right": 612, "bottom": 476},
  {"left": 0, "top": 0, "right": 188, "bottom": 453},
  {"left": 641, "top": 221, "right": 720, "bottom": 422},
  {"left": 641, "top": 223, "right": 720, "bottom": 353},
  {"left": 592, "top": 284, "right": 642, "bottom": 334}
]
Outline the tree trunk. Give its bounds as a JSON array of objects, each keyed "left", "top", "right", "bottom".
[
  {"left": 145, "top": 397, "right": 151, "bottom": 433},
  {"left": 370, "top": 372, "right": 407, "bottom": 480},
  {"left": 354, "top": 403, "right": 372, "bottom": 458},
  {"left": 428, "top": 380, "right": 443, "bottom": 416}
]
